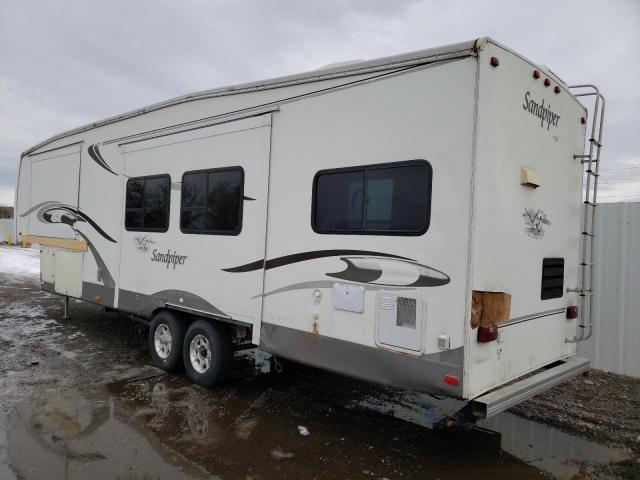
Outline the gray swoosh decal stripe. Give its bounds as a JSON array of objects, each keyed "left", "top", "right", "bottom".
[
  {"left": 21, "top": 201, "right": 117, "bottom": 244},
  {"left": 88, "top": 144, "right": 118, "bottom": 175},
  {"left": 19, "top": 200, "right": 64, "bottom": 217},
  {"left": 253, "top": 280, "right": 415, "bottom": 299},
  {"left": 326, "top": 258, "right": 382, "bottom": 283},
  {"left": 52, "top": 206, "right": 117, "bottom": 243},
  {"left": 223, "top": 250, "right": 414, "bottom": 273},
  {"left": 327, "top": 257, "right": 451, "bottom": 287},
  {"left": 75, "top": 230, "right": 115, "bottom": 288},
  {"left": 151, "top": 289, "right": 227, "bottom": 317}
]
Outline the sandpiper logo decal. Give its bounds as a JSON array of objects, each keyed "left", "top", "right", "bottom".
[
  {"left": 523, "top": 208, "right": 550, "bottom": 239},
  {"left": 133, "top": 235, "right": 156, "bottom": 252},
  {"left": 151, "top": 249, "right": 188, "bottom": 269},
  {"left": 522, "top": 91, "right": 560, "bottom": 130}
]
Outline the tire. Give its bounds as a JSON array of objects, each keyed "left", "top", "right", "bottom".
[
  {"left": 183, "top": 320, "right": 233, "bottom": 388},
  {"left": 149, "top": 310, "right": 186, "bottom": 372}
]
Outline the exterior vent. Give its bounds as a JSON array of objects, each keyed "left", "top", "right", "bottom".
[
  {"left": 541, "top": 258, "right": 564, "bottom": 300},
  {"left": 376, "top": 291, "right": 425, "bottom": 353},
  {"left": 396, "top": 297, "right": 417, "bottom": 329}
]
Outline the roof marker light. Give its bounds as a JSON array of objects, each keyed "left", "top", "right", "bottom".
[
  {"left": 581, "top": 117, "right": 587, "bottom": 124},
  {"left": 544, "top": 78, "right": 551, "bottom": 87},
  {"left": 490, "top": 56, "right": 500, "bottom": 67},
  {"left": 566, "top": 306, "right": 578, "bottom": 319},
  {"left": 554, "top": 85, "right": 561, "bottom": 94},
  {"left": 533, "top": 70, "right": 541, "bottom": 79}
]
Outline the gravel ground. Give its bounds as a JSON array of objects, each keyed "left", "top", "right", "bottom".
[{"left": 511, "top": 369, "right": 640, "bottom": 478}]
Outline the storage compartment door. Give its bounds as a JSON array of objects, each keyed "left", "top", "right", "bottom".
[
  {"left": 27, "top": 144, "right": 81, "bottom": 239},
  {"left": 53, "top": 249, "right": 84, "bottom": 297}
]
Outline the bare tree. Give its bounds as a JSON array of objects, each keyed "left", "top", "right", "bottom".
[{"left": 0, "top": 204, "right": 14, "bottom": 219}]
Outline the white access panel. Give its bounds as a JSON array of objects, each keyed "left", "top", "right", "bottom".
[
  {"left": 375, "top": 291, "right": 425, "bottom": 353},
  {"left": 332, "top": 283, "right": 365, "bottom": 313},
  {"left": 40, "top": 246, "right": 55, "bottom": 284},
  {"left": 54, "top": 249, "right": 83, "bottom": 298}
]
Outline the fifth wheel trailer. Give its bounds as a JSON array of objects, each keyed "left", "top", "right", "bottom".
[{"left": 14, "top": 37, "right": 605, "bottom": 420}]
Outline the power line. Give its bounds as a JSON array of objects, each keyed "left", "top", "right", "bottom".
[
  {"left": 598, "top": 193, "right": 640, "bottom": 198},
  {"left": 598, "top": 179, "right": 640, "bottom": 185},
  {"left": 599, "top": 166, "right": 640, "bottom": 172}
]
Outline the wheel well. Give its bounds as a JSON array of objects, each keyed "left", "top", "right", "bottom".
[{"left": 152, "top": 307, "right": 252, "bottom": 346}]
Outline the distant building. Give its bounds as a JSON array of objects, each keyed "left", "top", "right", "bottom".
[{"left": 0, "top": 206, "right": 14, "bottom": 219}]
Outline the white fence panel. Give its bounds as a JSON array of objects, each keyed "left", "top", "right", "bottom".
[
  {"left": 0, "top": 219, "right": 15, "bottom": 243},
  {"left": 578, "top": 202, "right": 640, "bottom": 377}
]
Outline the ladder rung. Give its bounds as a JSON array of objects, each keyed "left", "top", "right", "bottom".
[
  {"left": 580, "top": 262, "right": 596, "bottom": 266},
  {"left": 583, "top": 201, "right": 598, "bottom": 206},
  {"left": 574, "top": 154, "right": 591, "bottom": 159},
  {"left": 581, "top": 232, "right": 595, "bottom": 237},
  {"left": 581, "top": 159, "right": 600, "bottom": 164},
  {"left": 586, "top": 169, "right": 599, "bottom": 176},
  {"left": 589, "top": 138, "right": 602, "bottom": 147}
]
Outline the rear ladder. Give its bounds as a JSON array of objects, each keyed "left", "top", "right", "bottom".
[{"left": 566, "top": 84, "right": 605, "bottom": 343}]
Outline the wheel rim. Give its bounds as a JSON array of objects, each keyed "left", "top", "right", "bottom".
[
  {"left": 154, "top": 324, "right": 173, "bottom": 359},
  {"left": 189, "top": 334, "right": 212, "bottom": 373}
]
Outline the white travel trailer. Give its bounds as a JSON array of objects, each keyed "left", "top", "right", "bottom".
[{"left": 15, "top": 38, "right": 604, "bottom": 420}]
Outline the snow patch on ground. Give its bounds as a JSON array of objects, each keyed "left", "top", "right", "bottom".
[{"left": 0, "top": 246, "right": 40, "bottom": 278}]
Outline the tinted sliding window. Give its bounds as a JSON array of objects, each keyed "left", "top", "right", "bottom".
[
  {"left": 313, "top": 160, "right": 431, "bottom": 235},
  {"left": 125, "top": 174, "right": 170, "bottom": 232},
  {"left": 181, "top": 167, "right": 244, "bottom": 235}
]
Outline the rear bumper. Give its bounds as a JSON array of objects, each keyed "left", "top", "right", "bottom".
[{"left": 470, "top": 356, "right": 590, "bottom": 419}]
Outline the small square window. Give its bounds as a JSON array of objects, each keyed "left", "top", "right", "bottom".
[
  {"left": 180, "top": 167, "right": 244, "bottom": 235},
  {"left": 125, "top": 175, "right": 170, "bottom": 232}
]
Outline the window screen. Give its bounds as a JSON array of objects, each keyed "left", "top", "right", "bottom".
[
  {"left": 313, "top": 161, "right": 431, "bottom": 235},
  {"left": 125, "top": 175, "right": 170, "bottom": 232},
  {"left": 181, "top": 167, "right": 244, "bottom": 235}
]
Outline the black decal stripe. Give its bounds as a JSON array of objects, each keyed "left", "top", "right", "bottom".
[
  {"left": 76, "top": 230, "right": 115, "bottom": 288},
  {"left": 20, "top": 200, "right": 63, "bottom": 217},
  {"left": 87, "top": 144, "right": 118, "bottom": 176},
  {"left": 326, "top": 258, "right": 383, "bottom": 283},
  {"left": 405, "top": 274, "right": 450, "bottom": 287},
  {"left": 222, "top": 250, "right": 414, "bottom": 273},
  {"left": 53, "top": 206, "right": 117, "bottom": 243}
]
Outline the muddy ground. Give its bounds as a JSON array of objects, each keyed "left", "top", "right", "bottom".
[{"left": 0, "top": 245, "right": 638, "bottom": 480}]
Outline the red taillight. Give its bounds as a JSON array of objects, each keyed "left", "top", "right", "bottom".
[
  {"left": 477, "top": 324, "right": 498, "bottom": 343},
  {"left": 544, "top": 78, "right": 551, "bottom": 87},
  {"left": 566, "top": 306, "right": 579, "bottom": 319},
  {"left": 490, "top": 56, "right": 500, "bottom": 67},
  {"left": 554, "top": 85, "right": 561, "bottom": 94},
  {"left": 533, "top": 69, "right": 541, "bottom": 79},
  {"left": 444, "top": 374, "right": 460, "bottom": 385},
  {"left": 581, "top": 116, "right": 587, "bottom": 124}
]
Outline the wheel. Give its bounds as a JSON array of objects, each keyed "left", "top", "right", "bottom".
[
  {"left": 183, "top": 320, "right": 233, "bottom": 388},
  {"left": 149, "top": 310, "right": 186, "bottom": 372}
]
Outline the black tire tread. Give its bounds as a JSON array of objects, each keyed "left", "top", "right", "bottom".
[{"left": 183, "top": 319, "right": 233, "bottom": 388}]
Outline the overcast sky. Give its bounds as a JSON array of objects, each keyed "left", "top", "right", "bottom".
[{"left": 1, "top": 0, "right": 639, "bottom": 206}]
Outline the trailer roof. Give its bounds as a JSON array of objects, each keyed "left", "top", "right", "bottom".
[
  {"left": 23, "top": 38, "right": 484, "bottom": 156},
  {"left": 22, "top": 37, "right": 580, "bottom": 157}
]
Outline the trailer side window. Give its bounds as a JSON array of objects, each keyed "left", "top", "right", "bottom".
[
  {"left": 180, "top": 167, "right": 244, "bottom": 235},
  {"left": 125, "top": 175, "right": 170, "bottom": 232},
  {"left": 313, "top": 160, "right": 431, "bottom": 235}
]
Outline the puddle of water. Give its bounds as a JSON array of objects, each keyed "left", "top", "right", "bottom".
[
  {"left": 2, "top": 365, "right": 544, "bottom": 480},
  {"left": 480, "top": 412, "right": 630, "bottom": 479},
  {"left": 354, "top": 389, "right": 632, "bottom": 480}
]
